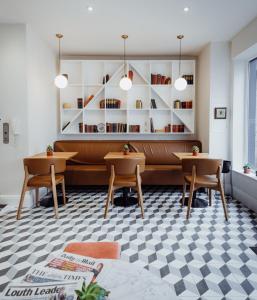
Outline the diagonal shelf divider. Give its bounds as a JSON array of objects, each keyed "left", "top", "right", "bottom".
[
  {"left": 151, "top": 86, "right": 170, "bottom": 108},
  {"left": 62, "top": 110, "right": 83, "bottom": 133},
  {"left": 173, "top": 110, "right": 194, "bottom": 132},
  {"left": 105, "top": 64, "right": 124, "bottom": 87},
  {"left": 129, "top": 62, "right": 150, "bottom": 85}
]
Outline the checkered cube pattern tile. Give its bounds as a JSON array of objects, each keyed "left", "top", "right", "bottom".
[{"left": 0, "top": 186, "right": 257, "bottom": 300}]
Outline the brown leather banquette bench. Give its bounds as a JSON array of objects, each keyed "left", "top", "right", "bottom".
[{"left": 54, "top": 140, "right": 202, "bottom": 186}]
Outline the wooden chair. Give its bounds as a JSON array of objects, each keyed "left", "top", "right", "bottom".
[
  {"left": 16, "top": 158, "right": 66, "bottom": 220},
  {"left": 181, "top": 158, "right": 228, "bottom": 221},
  {"left": 104, "top": 157, "right": 145, "bottom": 219},
  {"left": 64, "top": 242, "right": 120, "bottom": 259}
]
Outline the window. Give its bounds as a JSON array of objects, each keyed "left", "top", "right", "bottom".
[{"left": 248, "top": 58, "right": 257, "bottom": 168}]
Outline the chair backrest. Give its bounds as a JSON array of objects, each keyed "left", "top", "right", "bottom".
[
  {"left": 182, "top": 158, "right": 223, "bottom": 176},
  {"left": 106, "top": 157, "right": 145, "bottom": 176},
  {"left": 24, "top": 158, "right": 66, "bottom": 175}
]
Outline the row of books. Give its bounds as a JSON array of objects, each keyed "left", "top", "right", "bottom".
[
  {"left": 100, "top": 99, "right": 121, "bottom": 109},
  {"left": 106, "top": 122, "right": 127, "bottom": 133},
  {"left": 174, "top": 100, "right": 193, "bottom": 109},
  {"left": 79, "top": 123, "right": 98, "bottom": 133},
  {"left": 129, "top": 125, "right": 140, "bottom": 133},
  {"left": 151, "top": 73, "right": 171, "bottom": 85},
  {"left": 150, "top": 119, "right": 185, "bottom": 133},
  {"left": 182, "top": 75, "right": 194, "bottom": 84}
]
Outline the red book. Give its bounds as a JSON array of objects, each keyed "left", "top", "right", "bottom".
[{"left": 157, "top": 74, "right": 162, "bottom": 84}]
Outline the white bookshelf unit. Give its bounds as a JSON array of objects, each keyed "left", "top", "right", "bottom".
[{"left": 60, "top": 59, "right": 195, "bottom": 135}]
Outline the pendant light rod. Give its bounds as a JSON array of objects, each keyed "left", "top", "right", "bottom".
[
  {"left": 56, "top": 33, "right": 63, "bottom": 74},
  {"left": 177, "top": 34, "right": 184, "bottom": 76},
  {"left": 121, "top": 34, "right": 128, "bottom": 76}
]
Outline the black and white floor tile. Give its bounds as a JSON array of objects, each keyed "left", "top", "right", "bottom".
[{"left": 0, "top": 186, "right": 257, "bottom": 300}]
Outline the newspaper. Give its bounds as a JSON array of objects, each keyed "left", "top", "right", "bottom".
[
  {"left": 0, "top": 281, "right": 78, "bottom": 300},
  {"left": 0, "top": 252, "right": 105, "bottom": 300}
]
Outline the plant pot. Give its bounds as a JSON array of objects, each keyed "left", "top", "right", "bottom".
[
  {"left": 47, "top": 151, "right": 53, "bottom": 156},
  {"left": 123, "top": 150, "right": 129, "bottom": 155},
  {"left": 244, "top": 168, "right": 251, "bottom": 174},
  {"left": 192, "top": 151, "right": 198, "bottom": 157}
]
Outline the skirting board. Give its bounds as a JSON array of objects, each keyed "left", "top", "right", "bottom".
[{"left": 0, "top": 188, "right": 48, "bottom": 208}]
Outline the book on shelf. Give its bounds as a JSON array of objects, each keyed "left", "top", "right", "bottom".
[
  {"left": 129, "top": 125, "right": 140, "bottom": 133},
  {"left": 150, "top": 118, "right": 154, "bottom": 133},
  {"left": 151, "top": 73, "right": 171, "bottom": 85},
  {"left": 157, "top": 74, "right": 162, "bottom": 84},
  {"left": 106, "top": 122, "right": 127, "bottom": 133},
  {"left": 100, "top": 99, "right": 121, "bottom": 109},
  {"left": 182, "top": 74, "right": 194, "bottom": 85},
  {"left": 151, "top": 99, "right": 157, "bottom": 109},
  {"left": 84, "top": 94, "right": 94, "bottom": 107},
  {"left": 84, "top": 124, "right": 98, "bottom": 133}
]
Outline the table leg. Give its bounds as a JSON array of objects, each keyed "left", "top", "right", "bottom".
[
  {"left": 180, "top": 190, "right": 208, "bottom": 208},
  {"left": 114, "top": 188, "right": 138, "bottom": 207}
]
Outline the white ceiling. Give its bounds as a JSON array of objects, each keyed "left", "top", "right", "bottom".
[{"left": 1, "top": 0, "right": 257, "bottom": 56}]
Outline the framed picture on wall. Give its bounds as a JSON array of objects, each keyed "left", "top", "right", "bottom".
[{"left": 214, "top": 107, "right": 227, "bottom": 119}]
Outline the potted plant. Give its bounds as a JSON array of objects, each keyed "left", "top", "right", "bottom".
[
  {"left": 46, "top": 145, "right": 54, "bottom": 156},
  {"left": 243, "top": 163, "right": 251, "bottom": 174},
  {"left": 123, "top": 144, "right": 130, "bottom": 155},
  {"left": 75, "top": 281, "right": 110, "bottom": 300},
  {"left": 192, "top": 145, "right": 199, "bottom": 156}
]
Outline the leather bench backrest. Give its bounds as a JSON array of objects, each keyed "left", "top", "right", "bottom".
[
  {"left": 54, "top": 140, "right": 128, "bottom": 164},
  {"left": 54, "top": 140, "right": 202, "bottom": 165},
  {"left": 129, "top": 140, "right": 202, "bottom": 165}
]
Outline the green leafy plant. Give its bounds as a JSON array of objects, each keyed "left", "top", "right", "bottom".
[
  {"left": 123, "top": 144, "right": 129, "bottom": 151},
  {"left": 75, "top": 281, "right": 110, "bottom": 300},
  {"left": 47, "top": 145, "right": 53, "bottom": 152},
  {"left": 192, "top": 145, "right": 199, "bottom": 153},
  {"left": 243, "top": 163, "right": 251, "bottom": 170}
]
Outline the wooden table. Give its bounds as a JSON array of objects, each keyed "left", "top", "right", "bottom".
[
  {"left": 174, "top": 152, "right": 210, "bottom": 208},
  {"left": 30, "top": 152, "right": 78, "bottom": 160},
  {"left": 104, "top": 152, "right": 145, "bottom": 207},
  {"left": 173, "top": 152, "right": 209, "bottom": 160}
]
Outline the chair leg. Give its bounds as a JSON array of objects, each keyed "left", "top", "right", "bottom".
[
  {"left": 182, "top": 182, "right": 187, "bottom": 206},
  {"left": 219, "top": 183, "right": 228, "bottom": 221},
  {"left": 35, "top": 188, "right": 40, "bottom": 207},
  {"left": 186, "top": 183, "right": 194, "bottom": 220},
  {"left": 137, "top": 182, "right": 144, "bottom": 219},
  {"left": 111, "top": 191, "right": 114, "bottom": 205},
  {"left": 208, "top": 189, "right": 212, "bottom": 206},
  {"left": 104, "top": 184, "right": 113, "bottom": 219},
  {"left": 52, "top": 184, "right": 59, "bottom": 219},
  {"left": 61, "top": 179, "right": 66, "bottom": 205},
  {"left": 16, "top": 182, "right": 28, "bottom": 220}
]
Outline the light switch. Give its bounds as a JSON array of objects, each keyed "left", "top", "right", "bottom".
[{"left": 3, "top": 122, "right": 9, "bottom": 144}]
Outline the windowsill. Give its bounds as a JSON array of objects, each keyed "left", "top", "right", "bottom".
[{"left": 233, "top": 169, "right": 257, "bottom": 182}]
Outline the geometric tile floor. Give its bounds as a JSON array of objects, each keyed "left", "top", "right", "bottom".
[{"left": 0, "top": 186, "right": 257, "bottom": 300}]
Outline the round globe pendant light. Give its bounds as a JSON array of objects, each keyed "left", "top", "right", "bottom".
[
  {"left": 54, "top": 34, "right": 68, "bottom": 89},
  {"left": 174, "top": 35, "right": 187, "bottom": 91},
  {"left": 119, "top": 35, "right": 132, "bottom": 91}
]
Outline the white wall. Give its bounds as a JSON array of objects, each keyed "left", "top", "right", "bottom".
[
  {"left": 27, "top": 27, "right": 58, "bottom": 154},
  {"left": 196, "top": 44, "right": 210, "bottom": 152},
  {"left": 209, "top": 42, "right": 231, "bottom": 159},
  {"left": 196, "top": 42, "right": 231, "bottom": 159},
  {"left": 0, "top": 24, "right": 29, "bottom": 203},
  {"left": 0, "top": 24, "right": 58, "bottom": 207}
]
